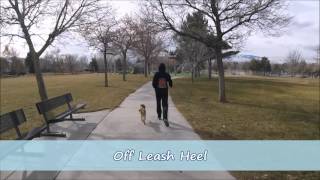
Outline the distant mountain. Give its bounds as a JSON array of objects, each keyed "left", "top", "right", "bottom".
[{"left": 225, "top": 54, "right": 261, "bottom": 62}]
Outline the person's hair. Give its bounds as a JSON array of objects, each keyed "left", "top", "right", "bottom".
[{"left": 159, "top": 63, "right": 166, "bottom": 73}]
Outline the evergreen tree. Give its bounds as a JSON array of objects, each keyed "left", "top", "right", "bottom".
[
  {"left": 175, "top": 12, "right": 210, "bottom": 81},
  {"left": 249, "top": 57, "right": 272, "bottom": 76},
  {"left": 261, "top": 57, "right": 272, "bottom": 76}
]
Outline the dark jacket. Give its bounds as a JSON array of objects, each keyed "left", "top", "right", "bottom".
[{"left": 152, "top": 65, "right": 173, "bottom": 89}]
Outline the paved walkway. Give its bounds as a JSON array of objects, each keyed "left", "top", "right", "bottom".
[
  {"left": 2, "top": 82, "right": 235, "bottom": 180},
  {"left": 86, "top": 82, "right": 200, "bottom": 140}
]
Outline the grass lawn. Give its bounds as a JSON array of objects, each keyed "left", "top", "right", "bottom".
[
  {"left": 170, "top": 76, "right": 319, "bottom": 140},
  {"left": 170, "top": 76, "right": 320, "bottom": 179},
  {"left": 0, "top": 73, "right": 149, "bottom": 139}
]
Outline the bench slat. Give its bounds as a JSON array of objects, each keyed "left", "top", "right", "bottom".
[
  {"left": 0, "top": 109, "right": 26, "bottom": 134},
  {"left": 35, "top": 93, "right": 86, "bottom": 137},
  {"left": 0, "top": 113, "right": 15, "bottom": 134},
  {"left": 0, "top": 109, "right": 43, "bottom": 140},
  {"left": 14, "top": 109, "right": 27, "bottom": 125},
  {"left": 36, "top": 93, "right": 73, "bottom": 114}
]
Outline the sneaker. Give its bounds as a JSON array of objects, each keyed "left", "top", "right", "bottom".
[
  {"left": 158, "top": 117, "right": 162, "bottom": 120},
  {"left": 164, "top": 119, "right": 169, "bottom": 127}
]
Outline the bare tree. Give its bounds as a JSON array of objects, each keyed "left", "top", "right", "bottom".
[
  {"left": 112, "top": 16, "right": 136, "bottom": 81},
  {"left": 148, "top": 0, "right": 291, "bottom": 102},
  {"left": 2, "top": 45, "right": 18, "bottom": 57},
  {"left": 133, "top": 8, "right": 165, "bottom": 77},
  {"left": 286, "top": 49, "right": 303, "bottom": 77},
  {"left": 40, "top": 55, "right": 54, "bottom": 72},
  {"left": 10, "top": 56, "right": 26, "bottom": 75},
  {"left": 79, "top": 5, "right": 116, "bottom": 87},
  {"left": 63, "top": 54, "right": 78, "bottom": 73},
  {"left": 78, "top": 56, "right": 89, "bottom": 71},
  {"left": 2, "top": 45, "right": 25, "bottom": 74},
  {"left": 0, "top": 57, "right": 10, "bottom": 74},
  {"left": 44, "top": 49, "right": 65, "bottom": 73},
  {"left": 1, "top": 0, "right": 101, "bottom": 100}
]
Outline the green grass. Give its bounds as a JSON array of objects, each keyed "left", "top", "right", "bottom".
[
  {"left": 171, "top": 76, "right": 319, "bottom": 140},
  {"left": 0, "top": 73, "right": 149, "bottom": 139},
  {"left": 170, "top": 76, "right": 320, "bottom": 179}
]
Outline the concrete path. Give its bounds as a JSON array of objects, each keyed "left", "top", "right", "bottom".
[
  {"left": 2, "top": 82, "right": 235, "bottom": 180},
  {"left": 86, "top": 82, "right": 200, "bottom": 140},
  {"left": 56, "top": 82, "right": 235, "bottom": 180}
]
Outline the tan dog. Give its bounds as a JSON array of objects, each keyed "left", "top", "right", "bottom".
[{"left": 139, "top": 104, "right": 146, "bottom": 125}]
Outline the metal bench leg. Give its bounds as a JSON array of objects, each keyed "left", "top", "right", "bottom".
[
  {"left": 41, "top": 128, "right": 67, "bottom": 137},
  {"left": 63, "top": 118, "right": 85, "bottom": 121},
  {"left": 41, "top": 131, "right": 67, "bottom": 137}
]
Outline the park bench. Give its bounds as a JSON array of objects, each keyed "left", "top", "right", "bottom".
[
  {"left": 36, "top": 93, "right": 86, "bottom": 137},
  {"left": 0, "top": 109, "right": 45, "bottom": 140}
]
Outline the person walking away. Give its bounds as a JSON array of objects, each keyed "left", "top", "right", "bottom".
[{"left": 152, "top": 63, "right": 173, "bottom": 127}]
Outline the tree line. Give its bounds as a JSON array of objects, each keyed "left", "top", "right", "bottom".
[
  {"left": 1, "top": 47, "right": 88, "bottom": 75},
  {"left": 2, "top": 0, "right": 316, "bottom": 104},
  {"left": 222, "top": 55, "right": 319, "bottom": 78},
  {"left": 0, "top": 47, "right": 141, "bottom": 75}
]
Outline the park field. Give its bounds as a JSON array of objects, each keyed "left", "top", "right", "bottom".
[
  {"left": 170, "top": 76, "right": 320, "bottom": 140},
  {"left": 170, "top": 76, "right": 320, "bottom": 179},
  {"left": 0, "top": 73, "right": 149, "bottom": 139}
]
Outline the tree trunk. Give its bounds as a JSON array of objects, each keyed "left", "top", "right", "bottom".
[
  {"left": 194, "top": 66, "right": 198, "bottom": 78},
  {"left": 21, "top": 27, "right": 48, "bottom": 101},
  {"left": 123, "top": 53, "right": 127, "bottom": 81},
  {"left": 191, "top": 66, "right": 194, "bottom": 83},
  {"left": 32, "top": 53, "right": 48, "bottom": 101},
  {"left": 144, "top": 59, "right": 148, "bottom": 77},
  {"left": 214, "top": 14, "right": 227, "bottom": 103},
  {"left": 148, "top": 63, "right": 151, "bottom": 75},
  {"left": 103, "top": 51, "right": 108, "bottom": 87},
  {"left": 215, "top": 48, "right": 227, "bottom": 103},
  {"left": 208, "top": 59, "right": 212, "bottom": 79}
]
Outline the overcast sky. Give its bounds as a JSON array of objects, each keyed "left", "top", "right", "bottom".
[
  {"left": 1, "top": 0, "right": 319, "bottom": 63},
  {"left": 243, "top": 0, "right": 319, "bottom": 62}
]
